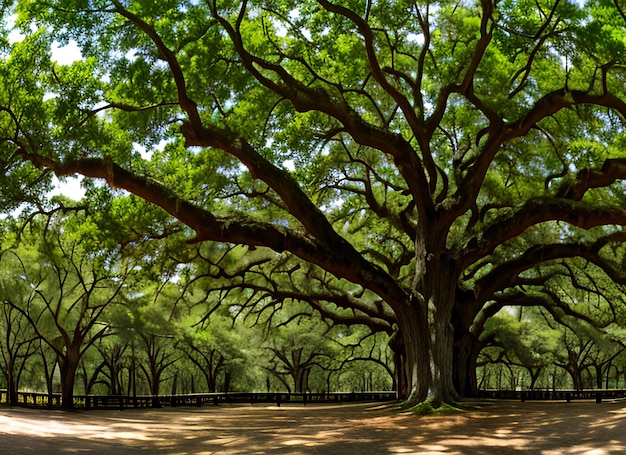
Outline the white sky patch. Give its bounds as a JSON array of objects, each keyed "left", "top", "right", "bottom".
[
  {"left": 133, "top": 139, "right": 171, "bottom": 161},
  {"left": 6, "top": 17, "right": 84, "bottom": 71},
  {"left": 51, "top": 41, "right": 83, "bottom": 66},
  {"left": 7, "top": 27, "right": 24, "bottom": 44},
  {"left": 48, "top": 175, "right": 86, "bottom": 201},
  {"left": 272, "top": 18, "right": 288, "bottom": 38},
  {"left": 133, "top": 143, "right": 152, "bottom": 160},
  {"left": 5, "top": 14, "right": 25, "bottom": 44},
  {"left": 407, "top": 33, "right": 425, "bottom": 45},
  {"left": 42, "top": 92, "right": 58, "bottom": 102},
  {"left": 283, "top": 159, "right": 295, "bottom": 171}
]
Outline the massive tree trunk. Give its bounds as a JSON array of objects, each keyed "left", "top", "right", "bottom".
[{"left": 397, "top": 244, "right": 460, "bottom": 406}]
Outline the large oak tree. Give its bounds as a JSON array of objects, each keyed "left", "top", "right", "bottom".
[{"left": 3, "top": 0, "right": 626, "bottom": 404}]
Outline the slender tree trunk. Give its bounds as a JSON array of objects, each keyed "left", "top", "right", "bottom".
[
  {"left": 41, "top": 352, "right": 54, "bottom": 408},
  {"left": 150, "top": 369, "right": 160, "bottom": 396},
  {"left": 529, "top": 368, "right": 541, "bottom": 390},
  {"left": 293, "top": 366, "right": 311, "bottom": 393},
  {"left": 208, "top": 371, "right": 217, "bottom": 393},
  {"left": 59, "top": 354, "right": 79, "bottom": 410},
  {"left": 389, "top": 329, "right": 407, "bottom": 399},
  {"left": 7, "top": 366, "right": 17, "bottom": 406},
  {"left": 171, "top": 372, "right": 178, "bottom": 395},
  {"left": 223, "top": 371, "right": 231, "bottom": 393},
  {"left": 595, "top": 365, "right": 603, "bottom": 389},
  {"left": 566, "top": 367, "right": 582, "bottom": 390}
]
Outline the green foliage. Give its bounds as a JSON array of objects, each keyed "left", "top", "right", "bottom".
[{"left": 3, "top": 0, "right": 626, "bottom": 406}]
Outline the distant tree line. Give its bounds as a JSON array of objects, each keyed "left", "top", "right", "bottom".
[{"left": 0, "top": 209, "right": 392, "bottom": 410}]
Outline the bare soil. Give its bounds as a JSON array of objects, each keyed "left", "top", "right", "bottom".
[{"left": 1, "top": 400, "right": 625, "bottom": 454}]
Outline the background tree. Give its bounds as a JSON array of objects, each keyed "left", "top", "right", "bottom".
[
  {"left": 120, "top": 288, "right": 181, "bottom": 397},
  {"left": 6, "top": 211, "right": 133, "bottom": 409},
  {"left": 0, "top": 276, "right": 38, "bottom": 405},
  {"left": 331, "top": 328, "right": 394, "bottom": 393},
  {"left": 261, "top": 312, "right": 338, "bottom": 393},
  {"left": 480, "top": 310, "right": 560, "bottom": 390},
  {"left": 178, "top": 313, "right": 249, "bottom": 393},
  {"left": 92, "top": 336, "right": 129, "bottom": 395}
]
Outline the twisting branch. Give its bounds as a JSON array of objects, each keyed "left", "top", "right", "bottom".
[
  {"left": 462, "top": 197, "right": 626, "bottom": 269},
  {"left": 111, "top": 0, "right": 203, "bottom": 130},
  {"left": 556, "top": 158, "right": 626, "bottom": 200},
  {"left": 14, "top": 152, "right": 408, "bottom": 308},
  {"left": 473, "top": 234, "right": 626, "bottom": 304},
  {"left": 315, "top": 0, "right": 437, "bottom": 193},
  {"left": 206, "top": 0, "right": 432, "bottom": 215}
]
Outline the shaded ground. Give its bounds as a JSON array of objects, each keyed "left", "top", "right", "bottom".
[{"left": 1, "top": 400, "right": 626, "bottom": 454}]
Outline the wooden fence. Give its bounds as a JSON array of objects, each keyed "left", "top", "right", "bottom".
[
  {"left": 3, "top": 389, "right": 623, "bottom": 410},
  {"left": 478, "top": 389, "right": 626, "bottom": 403},
  {"left": 0, "top": 390, "right": 398, "bottom": 410}
]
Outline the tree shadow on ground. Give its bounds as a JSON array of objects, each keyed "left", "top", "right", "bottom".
[{"left": 1, "top": 401, "right": 625, "bottom": 454}]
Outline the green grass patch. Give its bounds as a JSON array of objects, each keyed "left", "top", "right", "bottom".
[{"left": 409, "top": 399, "right": 464, "bottom": 416}]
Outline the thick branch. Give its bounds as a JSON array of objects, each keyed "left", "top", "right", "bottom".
[
  {"left": 18, "top": 151, "right": 410, "bottom": 312},
  {"left": 111, "top": 1, "right": 203, "bottom": 130},
  {"left": 556, "top": 158, "right": 626, "bottom": 200},
  {"left": 462, "top": 197, "right": 626, "bottom": 268},
  {"left": 208, "top": 2, "right": 433, "bottom": 214},
  {"left": 507, "top": 90, "right": 626, "bottom": 138},
  {"left": 474, "top": 234, "right": 626, "bottom": 303},
  {"left": 454, "top": 90, "right": 626, "bottom": 218}
]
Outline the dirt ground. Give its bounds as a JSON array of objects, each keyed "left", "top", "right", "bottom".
[{"left": 1, "top": 400, "right": 625, "bottom": 454}]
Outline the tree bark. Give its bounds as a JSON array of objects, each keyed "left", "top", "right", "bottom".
[
  {"left": 59, "top": 349, "right": 80, "bottom": 410},
  {"left": 453, "top": 331, "right": 480, "bottom": 397},
  {"left": 7, "top": 371, "right": 17, "bottom": 406},
  {"left": 378, "top": 217, "right": 462, "bottom": 406},
  {"left": 396, "top": 248, "right": 460, "bottom": 406},
  {"left": 388, "top": 329, "right": 407, "bottom": 399}
]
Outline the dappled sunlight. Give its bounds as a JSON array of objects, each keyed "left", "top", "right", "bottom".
[{"left": 1, "top": 402, "right": 626, "bottom": 454}]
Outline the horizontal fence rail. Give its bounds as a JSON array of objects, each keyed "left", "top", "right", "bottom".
[
  {"left": 0, "top": 390, "right": 398, "bottom": 410},
  {"left": 479, "top": 389, "right": 626, "bottom": 403},
  {"left": 3, "top": 389, "right": 624, "bottom": 410}
]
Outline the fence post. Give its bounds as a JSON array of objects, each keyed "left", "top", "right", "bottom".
[{"left": 596, "top": 392, "right": 602, "bottom": 404}]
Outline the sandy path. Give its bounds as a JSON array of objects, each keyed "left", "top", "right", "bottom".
[{"left": 1, "top": 400, "right": 625, "bottom": 454}]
